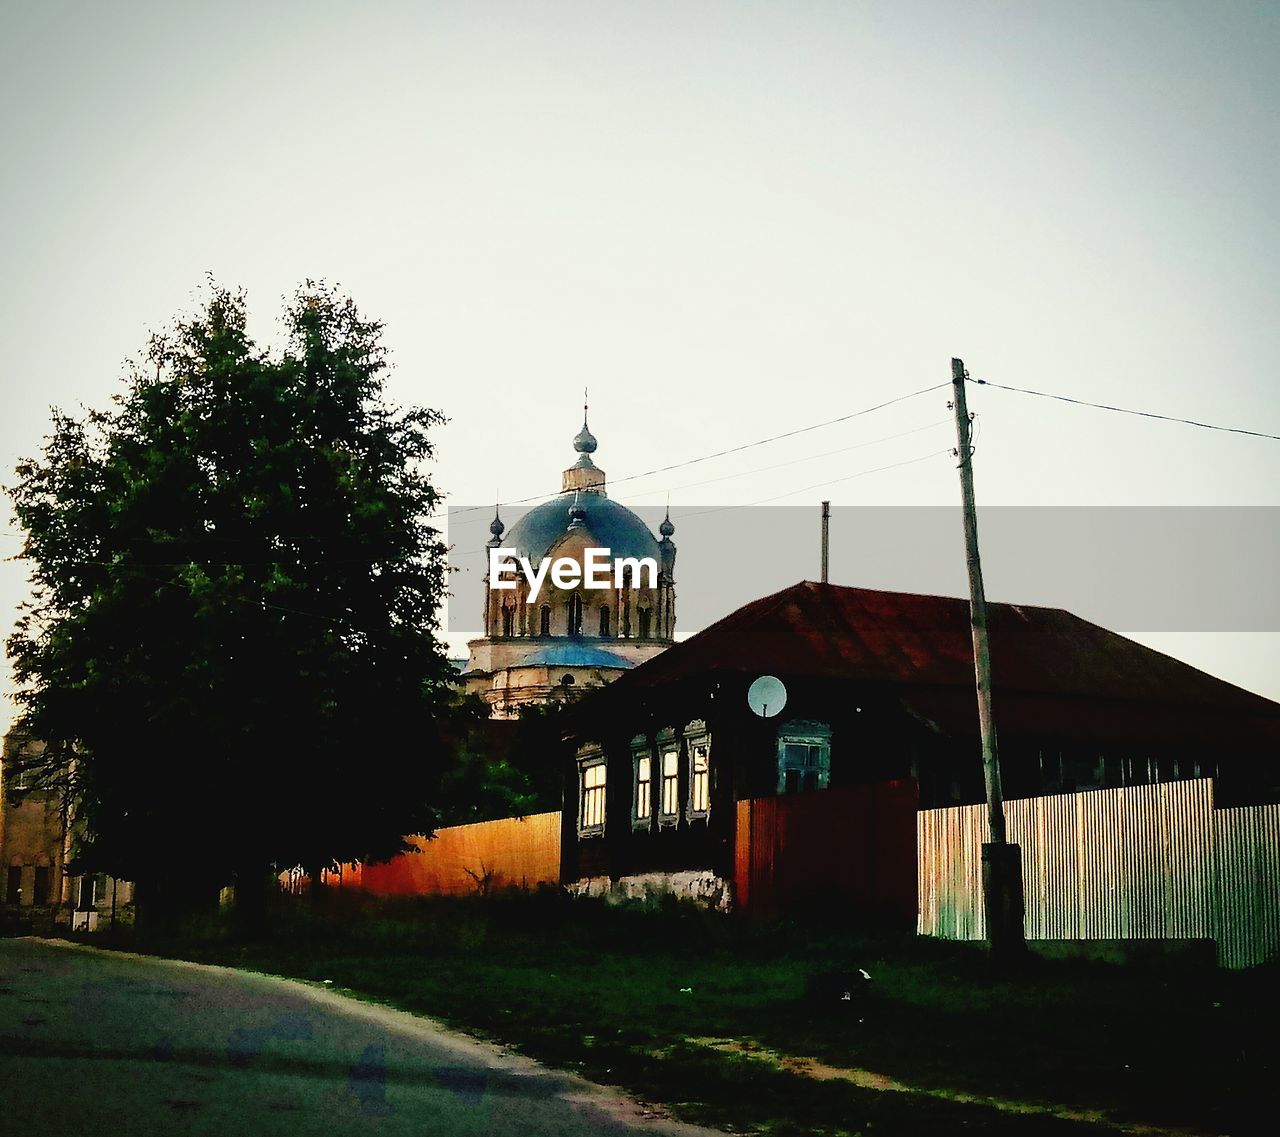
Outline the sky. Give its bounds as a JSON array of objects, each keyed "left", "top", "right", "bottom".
[{"left": 2, "top": 0, "right": 1278, "bottom": 728}]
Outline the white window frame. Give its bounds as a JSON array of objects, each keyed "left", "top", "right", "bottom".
[
  {"left": 631, "top": 735, "right": 653, "bottom": 828},
  {"left": 776, "top": 719, "right": 833, "bottom": 794},
  {"left": 656, "top": 728, "right": 681, "bottom": 827},
  {"left": 577, "top": 746, "right": 606, "bottom": 837},
  {"left": 684, "top": 720, "right": 711, "bottom": 821}
]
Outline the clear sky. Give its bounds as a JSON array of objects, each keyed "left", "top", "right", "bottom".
[{"left": 2, "top": 0, "right": 1278, "bottom": 728}]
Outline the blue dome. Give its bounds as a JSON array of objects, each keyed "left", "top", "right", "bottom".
[
  {"left": 521, "top": 643, "right": 634, "bottom": 669},
  {"left": 505, "top": 494, "right": 661, "bottom": 564}
]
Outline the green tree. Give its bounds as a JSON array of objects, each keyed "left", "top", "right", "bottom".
[{"left": 7, "top": 283, "right": 456, "bottom": 925}]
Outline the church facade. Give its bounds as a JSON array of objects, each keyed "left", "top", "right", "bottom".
[{"left": 461, "top": 412, "right": 677, "bottom": 718}]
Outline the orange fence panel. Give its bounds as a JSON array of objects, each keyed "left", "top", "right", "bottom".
[{"left": 326, "top": 811, "right": 561, "bottom": 898}]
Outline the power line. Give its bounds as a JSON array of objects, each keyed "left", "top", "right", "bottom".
[
  {"left": 443, "top": 441, "right": 953, "bottom": 562},
  {"left": 672, "top": 447, "right": 951, "bottom": 521},
  {"left": 974, "top": 379, "right": 1280, "bottom": 442},
  {"left": 622, "top": 418, "right": 951, "bottom": 499},
  {"left": 446, "top": 380, "right": 951, "bottom": 522}
]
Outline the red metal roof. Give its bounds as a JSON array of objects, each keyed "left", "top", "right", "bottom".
[{"left": 597, "top": 581, "right": 1280, "bottom": 744}]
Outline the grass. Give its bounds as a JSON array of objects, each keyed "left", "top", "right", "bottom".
[{"left": 108, "top": 889, "right": 1279, "bottom": 1136}]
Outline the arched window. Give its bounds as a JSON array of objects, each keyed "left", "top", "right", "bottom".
[
  {"left": 540, "top": 605, "right": 551, "bottom": 636},
  {"left": 501, "top": 605, "right": 514, "bottom": 637},
  {"left": 637, "top": 606, "right": 652, "bottom": 639},
  {"left": 599, "top": 606, "right": 611, "bottom": 638},
  {"left": 567, "top": 594, "right": 583, "bottom": 637}
]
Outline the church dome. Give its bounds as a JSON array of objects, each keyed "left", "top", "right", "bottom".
[
  {"left": 505, "top": 493, "right": 661, "bottom": 565},
  {"left": 573, "top": 420, "right": 598, "bottom": 454}
]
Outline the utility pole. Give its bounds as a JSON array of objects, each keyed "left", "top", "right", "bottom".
[
  {"left": 820, "top": 500, "right": 830, "bottom": 583},
  {"left": 950, "top": 358, "right": 1025, "bottom": 962}
]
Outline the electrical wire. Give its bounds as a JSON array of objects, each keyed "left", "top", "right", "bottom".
[
  {"left": 671, "top": 447, "right": 951, "bottom": 521},
  {"left": 618, "top": 418, "right": 951, "bottom": 499},
  {"left": 973, "top": 379, "right": 1280, "bottom": 442},
  {"left": 446, "top": 380, "right": 951, "bottom": 521}
]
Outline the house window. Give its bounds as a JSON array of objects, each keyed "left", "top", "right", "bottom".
[
  {"left": 690, "top": 742, "right": 710, "bottom": 816},
  {"left": 777, "top": 720, "right": 833, "bottom": 793},
  {"left": 6, "top": 865, "right": 21, "bottom": 905},
  {"left": 599, "top": 606, "right": 611, "bottom": 638},
  {"left": 540, "top": 605, "right": 551, "bottom": 635},
  {"left": 638, "top": 607, "right": 652, "bottom": 639},
  {"left": 631, "top": 736, "right": 653, "bottom": 825},
  {"left": 660, "top": 748, "right": 680, "bottom": 821},
  {"left": 634, "top": 755, "right": 652, "bottom": 823},
  {"left": 683, "top": 720, "right": 711, "bottom": 819},
  {"left": 32, "top": 866, "right": 51, "bottom": 906},
  {"left": 578, "top": 755, "right": 606, "bottom": 836}
]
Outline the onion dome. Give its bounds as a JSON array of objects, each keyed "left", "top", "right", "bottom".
[
  {"left": 659, "top": 509, "right": 675, "bottom": 538},
  {"left": 486, "top": 507, "right": 506, "bottom": 548},
  {"left": 507, "top": 493, "right": 659, "bottom": 562},
  {"left": 563, "top": 403, "right": 607, "bottom": 493},
  {"left": 573, "top": 417, "right": 598, "bottom": 455}
]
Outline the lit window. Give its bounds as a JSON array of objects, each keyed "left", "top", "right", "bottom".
[
  {"left": 579, "top": 759, "right": 606, "bottom": 835},
  {"left": 661, "top": 749, "right": 680, "bottom": 818},
  {"left": 635, "top": 756, "right": 652, "bottom": 821},
  {"left": 683, "top": 720, "right": 711, "bottom": 819},
  {"left": 690, "top": 743, "right": 710, "bottom": 815},
  {"left": 776, "top": 720, "right": 832, "bottom": 794}
]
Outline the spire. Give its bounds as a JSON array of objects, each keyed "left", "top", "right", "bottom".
[
  {"left": 563, "top": 395, "right": 606, "bottom": 495},
  {"left": 486, "top": 503, "right": 505, "bottom": 548},
  {"left": 573, "top": 388, "right": 598, "bottom": 456}
]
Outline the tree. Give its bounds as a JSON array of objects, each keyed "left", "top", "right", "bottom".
[{"left": 7, "top": 282, "right": 457, "bottom": 926}]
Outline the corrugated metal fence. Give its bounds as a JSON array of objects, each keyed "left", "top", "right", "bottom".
[
  {"left": 918, "top": 779, "right": 1280, "bottom": 968},
  {"left": 1215, "top": 802, "right": 1280, "bottom": 968}
]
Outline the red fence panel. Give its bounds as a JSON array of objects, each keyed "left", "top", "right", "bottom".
[{"left": 734, "top": 780, "right": 918, "bottom": 923}]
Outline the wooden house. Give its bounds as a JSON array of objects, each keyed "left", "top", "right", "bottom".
[{"left": 560, "top": 581, "right": 1280, "bottom": 917}]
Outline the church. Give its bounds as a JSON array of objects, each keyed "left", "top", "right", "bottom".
[{"left": 461, "top": 409, "right": 678, "bottom": 718}]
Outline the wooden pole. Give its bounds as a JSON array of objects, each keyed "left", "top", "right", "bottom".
[
  {"left": 820, "top": 500, "right": 830, "bottom": 583},
  {"left": 950, "top": 359, "right": 1006, "bottom": 844},
  {"left": 950, "top": 358, "right": 1024, "bottom": 959}
]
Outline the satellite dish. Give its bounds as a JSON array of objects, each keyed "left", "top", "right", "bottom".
[{"left": 747, "top": 675, "right": 787, "bottom": 718}]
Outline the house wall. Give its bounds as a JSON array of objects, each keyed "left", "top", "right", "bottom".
[
  {"left": 1, "top": 790, "right": 65, "bottom": 913},
  {"left": 0, "top": 784, "right": 134, "bottom": 930},
  {"left": 562, "top": 679, "right": 927, "bottom": 890},
  {"left": 917, "top": 778, "right": 1280, "bottom": 968}
]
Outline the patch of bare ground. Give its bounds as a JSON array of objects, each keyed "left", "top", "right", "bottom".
[{"left": 685, "top": 1037, "right": 1227, "bottom": 1137}]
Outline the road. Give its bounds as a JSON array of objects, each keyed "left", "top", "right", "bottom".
[{"left": 0, "top": 937, "right": 718, "bottom": 1136}]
